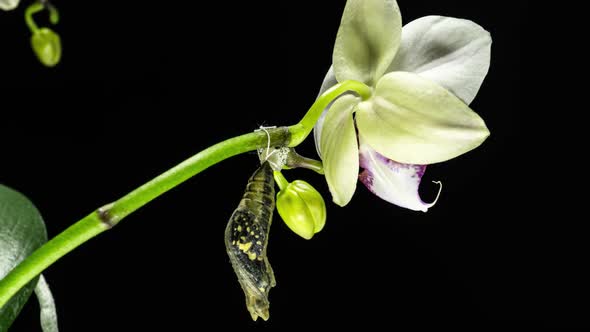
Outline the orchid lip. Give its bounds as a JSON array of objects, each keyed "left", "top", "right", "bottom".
[{"left": 358, "top": 141, "right": 442, "bottom": 212}]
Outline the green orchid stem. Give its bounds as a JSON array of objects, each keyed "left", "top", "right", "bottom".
[
  {"left": 25, "top": 1, "right": 59, "bottom": 34},
  {"left": 273, "top": 171, "right": 290, "bottom": 191},
  {"left": 0, "top": 79, "right": 368, "bottom": 309},
  {"left": 290, "top": 80, "right": 372, "bottom": 146},
  {"left": 25, "top": 2, "right": 44, "bottom": 34},
  {"left": 0, "top": 127, "right": 291, "bottom": 308},
  {"left": 285, "top": 149, "right": 324, "bottom": 174}
]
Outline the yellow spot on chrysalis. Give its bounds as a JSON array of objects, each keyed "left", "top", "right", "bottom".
[
  {"left": 250, "top": 231, "right": 255, "bottom": 235},
  {"left": 247, "top": 252, "right": 257, "bottom": 260},
  {"left": 237, "top": 225, "right": 242, "bottom": 232},
  {"left": 255, "top": 235, "right": 260, "bottom": 238},
  {"left": 247, "top": 227, "right": 251, "bottom": 232},
  {"left": 256, "top": 241, "right": 262, "bottom": 245},
  {"left": 240, "top": 236, "right": 246, "bottom": 242},
  {"left": 239, "top": 242, "right": 253, "bottom": 252},
  {"left": 258, "top": 287, "right": 265, "bottom": 292}
]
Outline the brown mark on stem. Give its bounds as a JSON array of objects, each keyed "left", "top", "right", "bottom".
[{"left": 97, "top": 204, "right": 116, "bottom": 229}]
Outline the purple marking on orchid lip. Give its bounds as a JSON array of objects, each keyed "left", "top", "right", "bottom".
[
  {"left": 375, "top": 151, "right": 426, "bottom": 178},
  {"left": 359, "top": 169, "right": 374, "bottom": 190},
  {"left": 363, "top": 147, "right": 427, "bottom": 178},
  {"left": 357, "top": 142, "right": 441, "bottom": 212},
  {"left": 359, "top": 157, "right": 425, "bottom": 194}
]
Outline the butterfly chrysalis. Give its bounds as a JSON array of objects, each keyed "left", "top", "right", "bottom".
[{"left": 225, "top": 161, "right": 276, "bottom": 321}]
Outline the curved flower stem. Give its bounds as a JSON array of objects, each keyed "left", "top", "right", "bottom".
[
  {"left": 286, "top": 151, "right": 324, "bottom": 174},
  {"left": 0, "top": 79, "right": 369, "bottom": 309},
  {"left": 24, "top": 2, "right": 44, "bottom": 34},
  {"left": 107, "top": 127, "right": 291, "bottom": 223},
  {"left": 290, "top": 80, "right": 372, "bottom": 146},
  {"left": 24, "top": 1, "right": 59, "bottom": 34},
  {"left": 273, "top": 171, "right": 290, "bottom": 191}
]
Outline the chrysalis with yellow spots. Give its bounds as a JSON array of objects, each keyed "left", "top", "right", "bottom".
[{"left": 225, "top": 161, "right": 276, "bottom": 321}]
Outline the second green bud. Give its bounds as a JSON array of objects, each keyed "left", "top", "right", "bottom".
[
  {"left": 31, "top": 28, "right": 61, "bottom": 67},
  {"left": 274, "top": 172, "right": 326, "bottom": 240}
]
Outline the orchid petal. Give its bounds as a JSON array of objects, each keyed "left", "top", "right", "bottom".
[
  {"left": 320, "top": 95, "right": 360, "bottom": 206},
  {"left": 359, "top": 138, "right": 440, "bottom": 212},
  {"left": 333, "top": 0, "right": 402, "bottom": 86},
  {"left": 356, "top": 71, "right": 489, "bottom": 165},
  {"left": 313, "top": 66, "right": 338, "bottom": 158},
  {"left": 0, "top": 0, "right": 19, "bottom": 10},
  {"left": 318, "top": 66, "right": 339, "bottom": 96},
  {"left": 388, "top": 16, "right": 491, "bottom": 104}
]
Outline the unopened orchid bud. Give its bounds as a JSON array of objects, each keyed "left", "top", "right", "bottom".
[
  {"left": 31, "top": 28, "right": 61, "bottom": 67},
  {"left": 25, "top": 2, "right": 61, "bottom": 67},
  {"left": 274, "top": 172, "right": 326, "bottom": 240}
]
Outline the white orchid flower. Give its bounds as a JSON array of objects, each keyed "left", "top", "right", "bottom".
[
  {"left": 0, "top": 0, "right": 19, "bottom": 11},
  {"left": 314, "top": 0, "right": 491, "bottom": 210}
]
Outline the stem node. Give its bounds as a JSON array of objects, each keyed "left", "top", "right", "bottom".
[{"left": 97, "top": 204, "right": 117, "bottom": 229}]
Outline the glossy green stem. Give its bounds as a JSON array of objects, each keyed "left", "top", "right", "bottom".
[
  {"left": 273, "top": 171, "right": 290, "bottom": 191},
  {"left": 285, "top": 150, "right": 324, "bottom": 174},
  {"left": 25, "top": 2, "right": 44, "bottom": 33},
  {"left": 25, "top": 1, "right": 59, "bottom": 34},
  {"left": 0, "top": 80, "right": 370, "bottom": 309},
  {"left": 0, "top": 127, "right": 291, "bottom": 308},
  {"left": 290, "top": 80, "right": 372, "bottom": 146},
  {"left": 107, "top": 127, "right": 291, "bottom": 223}
]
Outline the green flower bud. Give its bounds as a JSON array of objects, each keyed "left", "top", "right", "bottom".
[
  {"left": 31, "top": 28, "right": 61, "bottom": 67},
  {"left": 275, "top": 175, "right": 326, "bottom": 240}
]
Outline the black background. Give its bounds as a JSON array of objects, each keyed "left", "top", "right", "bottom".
[{"left": 2, "top": 0, "right": 581, "bottom": 330}]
